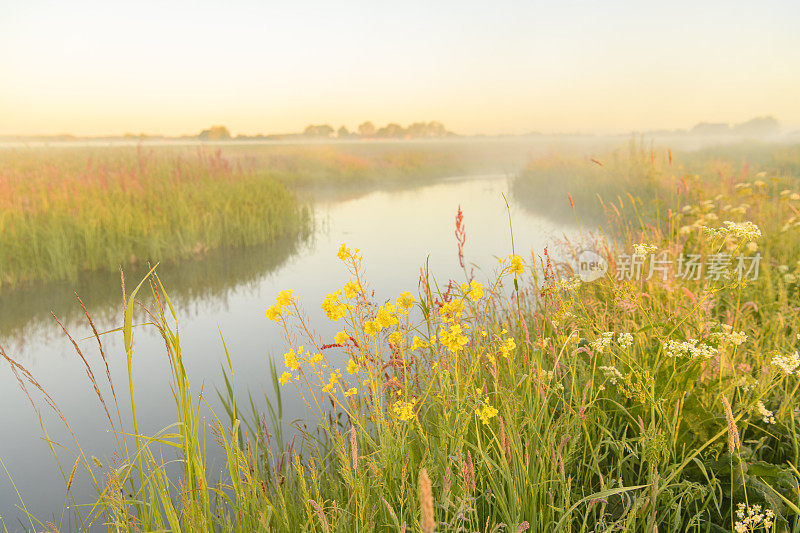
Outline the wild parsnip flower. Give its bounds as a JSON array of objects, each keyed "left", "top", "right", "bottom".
[
  {"left": 364, "top": 321, "right": 380, "bottom": 336},
  {"left": 508, "top": 254, "right": 525, "bottom": 275},
  {"left": 499, "top": 337, "right": 516, "bottom": 357},
  {"left": 278, "top": 371, "right": 293, "bottom": 384},
  {"left": 771, "top": 351, "right": 800, "bottom": 375},
  {"left": 393, "top": 399, "right": 416, "bottom": 421},
  {"left": 461, "top": 280, "right": 484, "bottom": 301},
  {"left": 343, "top": 281, "right": 361, "bottom": 299},
  {"left": 396, "top": 291, "right": 415, "bottom": 310},
  {"left": 439, "top": 324, "right": 469, "bottom": 353},
  {"left": 376, "top": 304, "right": 399, "bottom": 329},
  {"left": 284, "top": 349, "right": 301, "bottom": 371},
  {"left": 266, "top": 289, "right": 296, "bottom": 321},
  {"left": 662, "top": 339, "right": 717, "bottom": 359},
  {"left": 321, "top": 290, "right": 349, "bottom": 321},
  {"left": 411, "top": 336, "right": 428, "bottom": 350},
  {"left": 756, "top": 401, "right": 776, "bottom": 424},
  {"left": 346, "top": 359, "right": 360, "bottom": 374},
  {"left": 734, "top": 503, "right": 774, "bottom": 532},
  {"left": 475, "top": 398, "right": 498, "bottom": 424},
  {"left": 439, "top": 299, "right": 465, "bottom": 324}
]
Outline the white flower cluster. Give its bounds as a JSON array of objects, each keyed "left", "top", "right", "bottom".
[
  {"left": 710, "top": 326, "right": 748, "bottom": 346},
  {"left": 632, "top": 243, "right": 658, "bottom": 255},
  {"left": 703, "top": 221, "right": 762, "bottom": 242},
  {"left": 618, "top": 332, "right": 634, "bottom": 349},
  {"left": 599, "top": 365, "right": 624, "bottom": 385},
  {"left": 734, "top": 503, "right": 774, "bottom": 532},
  {"left": 756, "top": 401, "right": 776, "bottom": 424},
  {"left": 771, "top": 351, "right": 800, "bottom": 376},
  {"left": 662, "top": 338, "right": 718, "bottom": 359},
  {"left": 590, "top": 332, "right": 614, "bottom": 353},
  {"left": 590, "top": 332, "right": 633, "bottom": 353}
]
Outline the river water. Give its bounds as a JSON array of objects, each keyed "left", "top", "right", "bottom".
[{"left": 0, "top": 173, "right": 584, "bottom": 529}]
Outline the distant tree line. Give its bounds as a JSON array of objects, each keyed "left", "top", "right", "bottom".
[
  {"left": 304, "top": 121, "right": 453, "bottom": 139},
  {"left": 689, "top": 116, "right": 780, "bottom": 137}
]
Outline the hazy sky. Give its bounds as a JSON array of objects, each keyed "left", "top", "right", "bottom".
[{"left": 2, "top": 0, "right": 799, "bottom": 136}]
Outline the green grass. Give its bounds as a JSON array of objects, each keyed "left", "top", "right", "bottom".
[
  {"left": 6, "top": 145, "right": 800, "bottom": 531},
  {"left": 0, "top": 148, "right": 309, "bottom": 288}
]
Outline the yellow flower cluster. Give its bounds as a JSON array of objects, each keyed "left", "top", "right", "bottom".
[
  {"left": 393, "top": 399, "right": 416, "bottom": 421},
  {"left": 265, "top": 289, "right": 296, "bottom": 321},
  {"left": 364, "top": 302, "right": 399, "bottom": 336},
  {"left": 347, "top": 358, "right": 360, "bottom": 374},
  {"left": 439, "top": 323, "right": 469, "bottom": 353},
  {"left": 475, "top": 398, "right": 498, "bottom": 424},
  {"left": 321, "top": 289, "right": 349, "bottom": 321},
  {"left": 337, "top": 243, "right": 360, "bottom": 261},
  {"left": 508, "top": 254, "right": 525, "bottom": 275},
  {"left": 499, "top": 337, "right": 516, "bottom": 357},
  {"left": 461, "top": 280, "right": 484, "bottom": 301},
  {"left": 439, "top": 299, "right": 465, "bottom": 324},
  {"left": 284, "top": 348, "right": 301, "bottom": 371},
  {"left": 396, "top": 291, "right": 415, "bottom": 311}
]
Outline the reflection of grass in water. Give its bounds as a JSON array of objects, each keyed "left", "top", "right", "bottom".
[
  {"left": 0, "top": 232, "right": 305, "bottom": 349},
  {"left": 511, "top": 140, "right": 661, "bottom": 228}
]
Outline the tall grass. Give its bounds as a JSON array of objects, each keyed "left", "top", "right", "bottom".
[
  {"left": 0, "top": 147, "right": 309, "bottom": 288},
  {"left": 6, "top": 147, "right": 800, "bottom": 531}
]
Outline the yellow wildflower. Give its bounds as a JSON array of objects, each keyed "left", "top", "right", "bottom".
[
  {"left": 344, "top": 387, "right": 357, "bottom": 397},
  {"left": 321, "top": 290, "right": 349, "bottom": 321},
  {"left": 343, "top": 281, "right": 361, "bottom": 299},
  {"left": 499, "top": 337, "right": 516, "bottom": 357},
  {"left": 439, "top": 299, "right": 465, "bottom": 324},
  {"left": 396, "top": 291, "right": 415, "bottom": 311},
  {"left": 347, "top": 359, "right": 360, "bottom": 375},
  {"left": 476, "top": 399, "right": 498, "bottom": 424},
  {"left": 509, "top": 254, "right": 525, "bottom": 275},
  {"left": 387, "top": 331, "right": 403, "bottom": 346},
  {"left": 364, "top": 321, "right": 380, "bottom": 336},
  {"left": 461, "top": 280, "right": 484, "bottom": 301},
  {"left": 309, "top": 352, "right": 323, "bottom": 365},
  {"left": 439, "top": 324, "right": 469, "bottom": 353},
  {"left": 393, "top": 399, "right": 416, "bottom": 421},
  {"left": 276, "top": 289, "right": 295, "bottom": 308},
  {"left": 334, "top": 330, "right": 350, "bottom": 345},
  {"left": 278, "top": 371, "right": 292, "bottom": 384},
  {"left": 322, "top": 383, "right": 335, "bottom": 394},
  {"left": 376, "top": 304, "right": 398, "bottom": 329},
  {"left": 337, "top": 243, "right": 351, "bottom": 261},
  {"left": 411, "top": 336, "right": 428, "bottom": 350},
  {"left": 265, "top": 305, "right": 281, "bottom": 321},
  {"left": 284, "top": 349, "right": 300, "bottom": 371}
]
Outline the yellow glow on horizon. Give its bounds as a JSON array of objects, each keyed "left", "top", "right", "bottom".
[{"left": 2, "top": 1, "right": 799, "bottom": 136}]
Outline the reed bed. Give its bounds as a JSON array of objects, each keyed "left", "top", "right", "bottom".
[
  {"left": 0, "top": 147, "right": 308, "bottom": 288},
  {"left": 5, "top": 147, "right": 800, "bottom": 532}
]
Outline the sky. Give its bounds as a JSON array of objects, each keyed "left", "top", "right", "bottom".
[{"left": 1, "top": 0, "right": 799, "bottom": 136}]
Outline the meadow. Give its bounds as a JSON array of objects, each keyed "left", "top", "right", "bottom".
[{"left": 5, "top": 142, "right": 800, "bottom": 532}]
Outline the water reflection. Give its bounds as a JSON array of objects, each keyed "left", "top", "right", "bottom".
[{"left": 0, "top": 233, "right": 306, "bottom": 355}]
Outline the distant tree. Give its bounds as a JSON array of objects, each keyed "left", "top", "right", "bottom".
[
  {"left": 303, "top": 124, "right": 335, "bottom": 138},
  {"left": 337, "top": 125, "right": 350, "bottom": 139},
  {"left": 690, "top": 122, "right": 731, "bottom": 136},
  {"left": 426, "top": 121, "right": 447, "bottom": 137},
  {"left": 198, "top": 125, "right": 232, "bottom": 140},
  {"left": 376, "top": 123, "right": 405, "bottom": 138},
  {"left": 357, "top": 121, "right": 376, "bottom": 137},
  {"left": 733, "top": 116, "right": 780, "bottom": 137}
]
